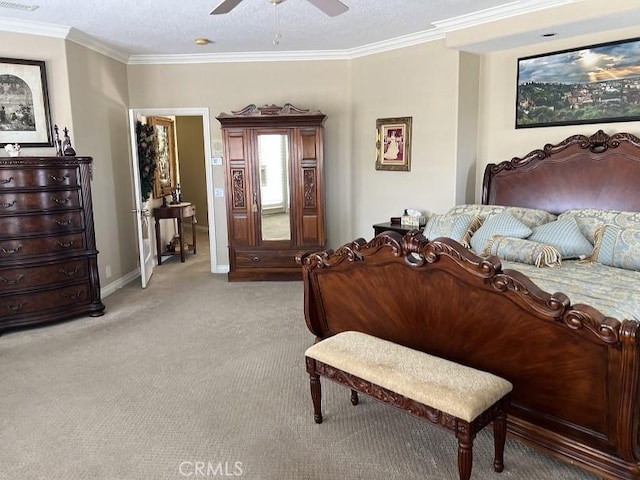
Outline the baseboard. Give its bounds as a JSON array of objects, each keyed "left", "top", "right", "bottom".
[
  {"left": 215, "top": 264, "right": 230, "bottom": 274},
  {"left": 100, "top": 269, "right": 140, "bottom": 298}
]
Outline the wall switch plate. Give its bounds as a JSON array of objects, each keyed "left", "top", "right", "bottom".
[
  {"left": 212, "top": 156, "right": 223, "bottom": 166},
  {"left": 214, "top": 188, "right": 224, "bottom": 198}
]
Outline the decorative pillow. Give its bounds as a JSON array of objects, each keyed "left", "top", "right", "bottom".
[
  {"left": 446, "top": 204, "right": 556, "bottom": 228},
  {"left": 506, "top": 206, "right": 557, "bottom": 229},
  {"left": 422, "top": 213, "right": 481, "bottom": 247},
  {"left": 591, "top": 224, "right": 640, "bottom": 271},
  {"left": 558, "top": 209, "right": 640, "bottom": 244},
  {"left": 470, "top": 211, "right": 532, "bottom": 253},
  {"left": 446, "top": 204, "right": 506, "bottom": 220},
  {"left": 528, "top": 216, "right": 593, "bottom": 259},
  {"left": 484, "top": 235, "right": 562, "bottom": 268}
]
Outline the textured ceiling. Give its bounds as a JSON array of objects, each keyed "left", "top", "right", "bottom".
[{"left": 0, "top": 0, "right": 584, "bottom": 61}]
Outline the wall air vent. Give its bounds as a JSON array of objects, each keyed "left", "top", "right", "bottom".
[{"left": 0, "top": 1, "right": 38, "bottom": 11}]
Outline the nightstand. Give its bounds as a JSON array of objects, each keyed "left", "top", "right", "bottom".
[{"left": 372, "top": 222, "right": 423, "bottom": 237}]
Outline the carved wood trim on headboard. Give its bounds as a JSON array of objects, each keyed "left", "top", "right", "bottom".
[{"left": 482, "top": 130, "right": 640, "bottom": 214}]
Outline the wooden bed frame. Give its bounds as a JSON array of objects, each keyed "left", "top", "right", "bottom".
[{"left": 299, "top": 130, "right": 640, "bottom": 480}]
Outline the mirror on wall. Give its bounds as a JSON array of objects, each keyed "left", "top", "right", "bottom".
[{"left": 257, "top": 134, "right": 290, "bottom": 241}]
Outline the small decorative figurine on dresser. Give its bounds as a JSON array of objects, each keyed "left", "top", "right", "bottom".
[
  {"left": 54, "top": 124, "right": 63, "bottom": 156},
  {"left": 62, "top": 127, "right": 77, "bottom": 156},
  {"left": 3, "top": 143, "right": 20, "bottom": 157}
]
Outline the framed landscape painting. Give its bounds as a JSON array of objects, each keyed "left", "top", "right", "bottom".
[
  {"left": 516, "top": 37, "right": 640, "bottom": 128},
  {"left": 0, "top": 57, "right": 53, "bottom": 147}
]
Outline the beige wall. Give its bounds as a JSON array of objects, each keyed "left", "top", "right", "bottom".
[
  {"left": 175, "top": 116, "right": 207, "bottom": 229},
  {"left": 127, "top": 60, "right": 351, "bottom": 261},
  {"left": 477, "top": 25, "right": 640, "bottom": 201},
  {"left": 0, "top": 32, "right": 137, "bottom": 292},
  {"left": 350, "top": 41, "right": 463, "bottom": 240},
  {"left": 65, "top": 41, "right": 136, "bottom": 289},
  {"left": 0, "top": 32, "right": 72, "bottom": 156}
]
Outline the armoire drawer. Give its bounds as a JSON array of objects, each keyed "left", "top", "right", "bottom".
[
  {"left": 0, "top": 167, "right": 79, "bottom": 189},
  {"left": 0, "top": 211, "right": 84, "bottom": 238},
  {"left": 0, "top": 283, "right": 91, "bottom": 317},
  {"left": 0, "top": 233, "right": 85, "bottom": 259},
  {"left": 235, "top": 249, "right": 300, "bottom": 269},
  {"left": 0, "top": 259, "right": 89, "bottom": 293},
  {"left": 0, "top": 190, "right": 81, "bottom": 212}
]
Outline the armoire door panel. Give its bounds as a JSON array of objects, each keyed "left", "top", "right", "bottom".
[
  {"left": 227, "top": 134, "right": 247, "bottom": 161},
  {"left": 302, "top": 215, "right": 319, "bottom": 243},
  {"left": 300, "top": 131, "right": 319, "bottom": 160}
]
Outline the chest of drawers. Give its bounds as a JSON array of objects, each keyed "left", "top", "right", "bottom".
[{"left": 0, "top": 157, "right": 104, "bottom": 333}]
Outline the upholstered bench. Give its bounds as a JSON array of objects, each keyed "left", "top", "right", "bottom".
[{"left": 304, "top": 331, "right": 513, "bottom": 480}]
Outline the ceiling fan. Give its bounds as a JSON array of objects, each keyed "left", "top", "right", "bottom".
[{"left": 210, "top": 0, "right": 348, "bottom": 17}]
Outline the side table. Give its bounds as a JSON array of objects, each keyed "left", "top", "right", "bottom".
[
  {"left": 372, "top": 222, "right": 423, "bottom": 237},
  {"left": 153, "top": 202, "right": 197, "bottom": 265}
]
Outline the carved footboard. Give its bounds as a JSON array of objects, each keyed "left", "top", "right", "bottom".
[{"left": 297, "top": 232, "right": 640, "bottom": 480}]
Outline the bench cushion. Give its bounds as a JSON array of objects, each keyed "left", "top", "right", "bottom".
[{"left": 305, "top": 331, "right": 513, "bottom": 422}]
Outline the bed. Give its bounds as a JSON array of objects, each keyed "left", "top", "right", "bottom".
[{"left": 298, "top": 130, "right": 640, "bottom": 480}]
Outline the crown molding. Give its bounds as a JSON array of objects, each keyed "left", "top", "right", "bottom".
[
  {"left": 66, "top": 27, "right": 130, "bottom": 64},
  {"left": 0, "top": 17, "right": 69, "bottom": 38},
  {"left": 432, "top": 0, "right": 578, "bottom": 31},
  {"left": 0, "top": 0, "right": 579, "bottom": 66}
]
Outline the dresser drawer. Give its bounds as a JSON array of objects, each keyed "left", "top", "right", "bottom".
[
  {"left": 0, "top": 233, "right": 85, "bottom": 259},
  {"left": 0, "top": 167, "right": 78, "bottom": 189},
  {"left": 0, "top": 190, "right": 81, "bottom": 212},
  {"left": 234, "top": 249, "right": 300, "bottom": 269},
  {"left": 0, "top": 211, "right": 84, "bottom": 238},
  {"left": 0, "top": 283, "right": 91, "bottom": 317},
  {"left": 0, "top": 259, "right": 89, "bottom": 292}
]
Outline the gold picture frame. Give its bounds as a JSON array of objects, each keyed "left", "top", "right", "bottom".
[
  {"left": 148, "top": 116, "right": 177, "bottom": 197},
  {"left": 375, "top": 116, "right": 412, "bottom": 171}
]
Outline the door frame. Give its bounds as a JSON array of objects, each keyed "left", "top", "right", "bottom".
[{"left": 129, "top": 107, "right": 218, "bottom": 276}]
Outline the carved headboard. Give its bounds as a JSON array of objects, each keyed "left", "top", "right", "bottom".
[{"left": 482, "top": 130, "right": 640, "bottom": 214}]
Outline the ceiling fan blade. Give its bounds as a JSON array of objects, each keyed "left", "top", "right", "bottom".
[
  {"left": 210, "top": 0, "right": 244, "bottom": 15},
  {"left": 306, "top": 0, "right": 348, "bottom": 17}
]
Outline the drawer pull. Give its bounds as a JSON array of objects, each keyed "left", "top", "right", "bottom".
[
  {"left": 55, "top": 218, "right": 72, "bottom": 226},
  {"left": 59, "top": 266, "right": 79, "bottom": 277},
  {"left": 0, "top": 176, "right": 14, "bottom": 184},
  {"left": 57, "top": 240, "right": 75, "bottom": 248},
  {"left": 51, "top": 196, "right": 70, "bottom": 205},
  {"left": 0, "top": 200, "right": 16, "bottom": 209},
  {"left": 0, "top": 274, "right": 24, "bottom": 285},
  {"left": 62, "top": 291, "right": 82, "bottom": 301},
  {"left": 1, "top": 246, "right": 22, "bottom": 254},
  {"left": 251, "top": 256, "right": 261, "bottom": 263},
  {"left": 5, "top": 301, "right": 25, "bottom": 312},
  {"left": 49, "top": 174, "right": 69, "bottom": 183}
]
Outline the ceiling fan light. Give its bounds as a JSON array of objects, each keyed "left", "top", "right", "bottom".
[{"left": 194, "top": 38, "right": 211, "bottom": 45}]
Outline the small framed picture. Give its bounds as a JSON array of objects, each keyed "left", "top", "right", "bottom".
[
  {"left": 0, "top": 57, "right": 53, "bottom": 147},
  {"left": 375, "top": 116, "right": 412, "bottom": 171}
]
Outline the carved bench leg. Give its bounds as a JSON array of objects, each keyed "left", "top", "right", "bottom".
[
  {"left": 309, "top": 370, "right": 323, "bottom": 424},
  {"left": 457, "top": 422, "right": 474, "bottom": 480},
  {"left": 493, "top": 405, "right": 507, "bottom": 473},
  {"left": 350, "top": 389, "right": 359, "bottom": 406}
]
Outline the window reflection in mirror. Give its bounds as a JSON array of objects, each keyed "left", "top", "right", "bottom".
[{"left": 257, "top": 134, "right": 290, "bottom": 241}]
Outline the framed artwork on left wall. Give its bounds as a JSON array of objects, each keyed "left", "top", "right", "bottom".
[{"left": 0, "top": 58, "right": 53, "bottom": 147}]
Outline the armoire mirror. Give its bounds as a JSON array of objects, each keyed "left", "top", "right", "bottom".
[{"left": 257, "top": 133, "right": 290, "bottom": 241}]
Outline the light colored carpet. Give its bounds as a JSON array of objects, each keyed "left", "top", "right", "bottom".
[{"left": 0, "top": 234, "right": 597, "bottom": 479}]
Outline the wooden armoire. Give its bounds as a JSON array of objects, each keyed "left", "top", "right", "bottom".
[{"left": 217, "top": 104, "right": 326, "bottom": 281}]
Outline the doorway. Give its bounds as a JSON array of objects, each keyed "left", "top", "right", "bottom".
[{"left": 129, "top": 107, "right": 218, "bottom": 286}]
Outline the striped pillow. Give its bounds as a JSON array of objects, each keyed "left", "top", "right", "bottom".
[
  {"left": 528, "top": 216, "right": 593, "bottom": 259},
  {"left": 422, "top": 213, "right": 480, "bottom": 247},
  {"left": 484, "top": 236, "right": 562, "bottom": 268},
  {"left": 592, "top": 224, "right": 640, "bottom": 271},
  {"left": 470, "top": 211, "right": 532, "bottom": 253}
]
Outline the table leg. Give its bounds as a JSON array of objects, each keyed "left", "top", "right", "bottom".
[
  {"left": 177, "top": 218, "right": 185, "bottom": 262},
  {"left": 192, "top": 215, "right": 197, "bottom": 255},
  {"left": 155, "top": 217, "right": 162, "bottom": 266}
]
